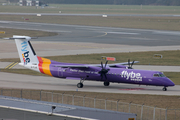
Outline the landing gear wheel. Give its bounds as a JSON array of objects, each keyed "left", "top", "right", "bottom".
[
  {"left": 77, "top": 83, "right": 83, "bottom": 88},
  {"left": 162, "top": 87, "right": 167, "bottom": 91},
  {"left": 104, "top": 81, "right": 110, "bottom": 86}
]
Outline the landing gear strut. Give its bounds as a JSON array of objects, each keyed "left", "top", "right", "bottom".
[
  {"left": 77, "top": 79, "right": 84, "bottom": 88},
  {"left": 162, "top": 86, "right": 167, "bottom": 91},
  {"left": 104, "top": 81, "right": 110, "bottom": 86}
]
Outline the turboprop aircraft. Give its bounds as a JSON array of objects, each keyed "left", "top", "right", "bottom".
[{"left": 7, "top": 35, "right": 175, "bottom": 91}]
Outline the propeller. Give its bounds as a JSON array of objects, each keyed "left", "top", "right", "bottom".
[
  {"left": 128, "top": 59, "right": 135, "bottom": 69},
  {"left": 99, "top": 61, "right": 110, "bottom": 79}
]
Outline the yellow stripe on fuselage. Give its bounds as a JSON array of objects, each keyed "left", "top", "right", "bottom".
[{"left": 41, "top": 57, "right": 52, "bottom": 76}]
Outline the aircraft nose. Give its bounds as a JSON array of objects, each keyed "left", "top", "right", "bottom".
[{"left": 167, "top": 78, "right": 175, "bottom": 86}]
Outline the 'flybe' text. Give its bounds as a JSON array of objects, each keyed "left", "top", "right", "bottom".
[
  {"left": 21, "top": 41, "right": 30, "bottom": 64},
  {"left": 121, "top": 71, "right": 142, "bottom": 81}
]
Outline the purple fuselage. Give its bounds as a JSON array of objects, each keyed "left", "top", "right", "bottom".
[{"left": 47, "top": 60, "right": 175, "bottom": 87}]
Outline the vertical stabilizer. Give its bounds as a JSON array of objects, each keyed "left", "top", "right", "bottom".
[{"left": 14, "top": 35, "right": 38, "bottom": 65}]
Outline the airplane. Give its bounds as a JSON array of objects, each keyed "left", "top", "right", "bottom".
[{"left": 6, "top": 35, "right": 175, "bottom": 91}]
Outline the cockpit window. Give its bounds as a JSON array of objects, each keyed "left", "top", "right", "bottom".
[
  {"left": 159, "top": 74, "right": 165, "bottom": 77},
  {"left": 153, "top": 74, "right": 159, "bottom": 77},
  {"left": 153, "top": 73, "right": 165, "bottom": 77}
]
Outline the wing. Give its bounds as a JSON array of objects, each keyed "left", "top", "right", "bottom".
[
  {"left": 108, "top": 61, "right": 139, "bottom": 67},
  {"left": 54, "top": 61, "right": 139, "bottom": 68}
]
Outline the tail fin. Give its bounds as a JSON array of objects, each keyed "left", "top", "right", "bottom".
[{"left": 13, "top": 35, "right": 38, "bottom": 65}]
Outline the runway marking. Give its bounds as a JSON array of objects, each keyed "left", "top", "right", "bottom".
[
  {"left": 106, "top": 32, "right": 139, "bottom": 35},
  {"left": 5, "top": 62, "right": 18, "bottom": 69},
  {"left": 173, "top": 15, "right": 180, "bottom": 17},
  {"left": 123, "top": 37, "right": 159, "bottom": 41},
  {"left": 0, "top": 21, "right": 10, "bottom": 23},
  {"left": 119, "top": 88, "right": 146, "bottom": 91},
  {"left": 153, "top": 31, "right": 180, "bottom": 36},
  {"left": 94, "top": 32, "right": 107, "bottom": 37}
]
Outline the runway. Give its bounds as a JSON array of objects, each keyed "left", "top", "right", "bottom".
[
  {"left": 1, "top": 21, "right": 180, "bottom": 46},
  {"left": 0, "top": 20, "right": 180, "bottom": 95},
  {"left": 0, "top": 72, "right": 179, "bottom": 95}
]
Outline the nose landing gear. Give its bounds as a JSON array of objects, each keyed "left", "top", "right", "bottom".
[{"left": 162, "top": 86, "right": 167, "bottom": 91}]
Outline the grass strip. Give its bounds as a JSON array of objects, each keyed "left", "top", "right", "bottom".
[
  {"left": 1, "top": 50, "right": 180, "bottom": 66},
  {"left": 1, "top": 5, "right": 180, "bottom": 15}
]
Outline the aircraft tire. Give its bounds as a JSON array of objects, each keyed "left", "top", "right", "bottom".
[
  {"left": 77, "top": 83, "right": 83, "bottom": 88},
  {"left": 104, "top": 81, "right": 110, "bottom": 86},
  {"left": 162, "top": 87, "right": 167, "bottom": 91}
]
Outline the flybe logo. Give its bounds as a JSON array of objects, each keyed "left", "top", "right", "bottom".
[
  {"left": 21, "top": 41, "right": 30, "bottom": 65},
  {"left": 121, "top": 71, "right": 142, "bottom": 81}
]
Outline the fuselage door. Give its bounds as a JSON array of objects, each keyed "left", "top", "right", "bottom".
[{"left": 58, "top": 67, "right": 64, "bottom": 77}]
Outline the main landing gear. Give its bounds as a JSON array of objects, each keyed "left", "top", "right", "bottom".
[
  {"left": 77, "top": 79, "right": 84, "bottom": 88},
  {"left": 104, "top": 81, "right": 110, "bottom": 86},
  {"left": 162, "top": 86, "right": 167, "bottom": 91}
]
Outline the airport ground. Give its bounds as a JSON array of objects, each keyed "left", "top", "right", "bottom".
[
  {"left": 1, "top": 4, "right": 180, "bottom": 14},
  {"left": 0, "top": 5, "right": 180, "bottom": 109},
  {"left": 1, "top": 5, "right": 180, "bottom": 31}
]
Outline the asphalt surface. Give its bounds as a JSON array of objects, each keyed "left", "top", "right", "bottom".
[
  {"left": 0, "top": 72, "right": 179, "bottom": 96},
  {"left": 1, "top": 21, "right": 180, "bottom": 46},
  {"left": 0, "top": 20, "right": 180, "bottom": 96}
]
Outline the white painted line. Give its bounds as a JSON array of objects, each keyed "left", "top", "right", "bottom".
[
  {"left": 123, "top": 37, "right": 158, "bottom": 41},
  {"left": 102, "top": 15, "right": 107, "bottom": 17},
  {"left": 37, "top": 14, "right": 41, "bottom": 16},
  {"left": 0, "top": 21, "right": 10, "bottom": 23},
  {"left": 106, "top": 32, "right": 139, "bottom": 35},
  {"left": 173, "top": 15, "right": 180, "bottom": 17},
  {"left": 153, "top": 31, "right": 180, "bottom": 35}
]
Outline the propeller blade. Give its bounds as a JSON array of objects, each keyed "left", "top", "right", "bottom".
[
  {"left": 101, "top": 61, "right": 103, "bottom": 69},
  {"left": 99, "top": 61, "right": 109, "bottom": 80},
  {"left": 105, "top": 61, "right": 108, "bottom": 68},
  {"left": 131, "top": 60, "right": 135, "bottom": 67},
  {"left": 128, "top": 59, "right": 130, "bottom": 67}
]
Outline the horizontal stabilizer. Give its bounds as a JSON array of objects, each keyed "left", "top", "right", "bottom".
[{"left": 2, "top": 35, "right": 37, "bottom": 40}]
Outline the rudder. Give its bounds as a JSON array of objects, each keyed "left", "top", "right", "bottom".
[{"left": 14, "top": 35, "right": 38, "bottom": 65}]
